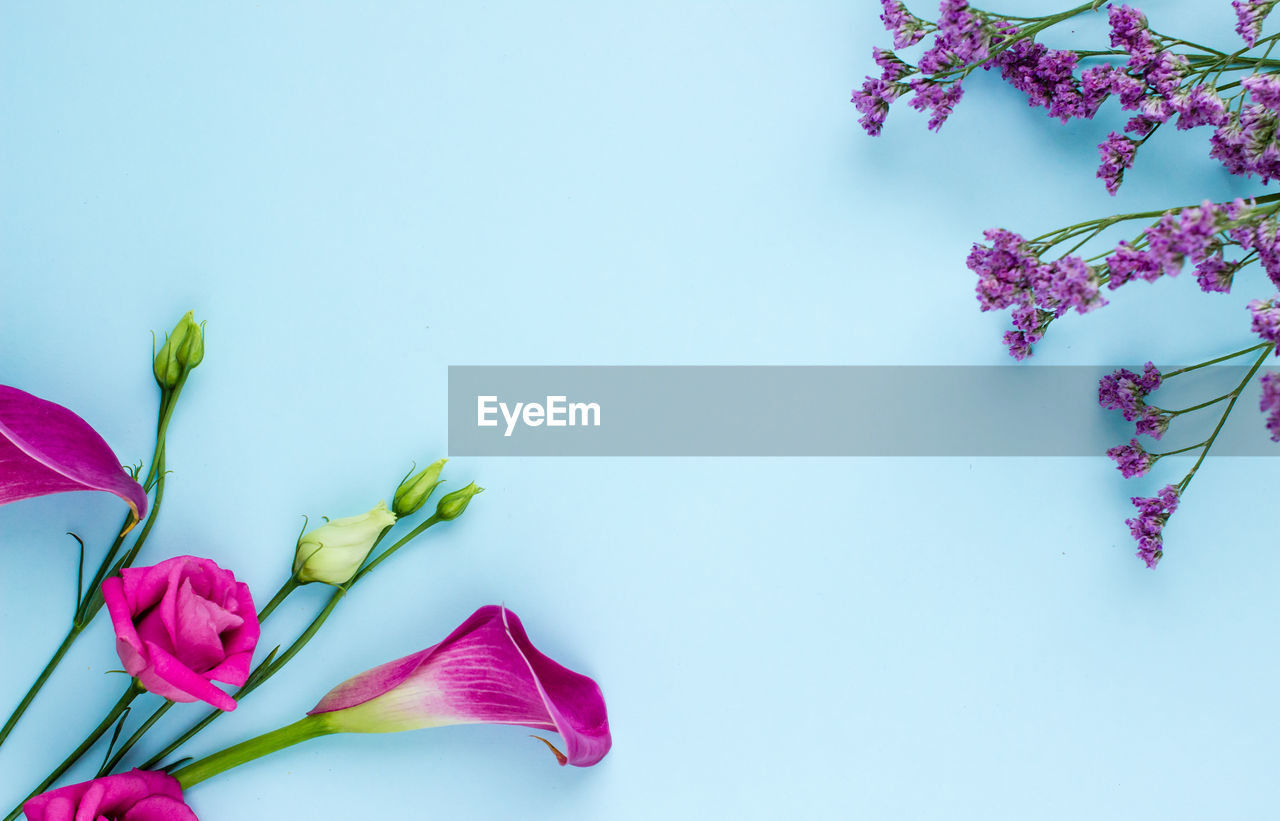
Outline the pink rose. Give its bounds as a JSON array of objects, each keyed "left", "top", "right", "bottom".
[
  {"left": 102, "top": 556, "right": 259, "bottom": 711},
  {"left": 23, "top": 769, "right": 197, "bottom": 821}
]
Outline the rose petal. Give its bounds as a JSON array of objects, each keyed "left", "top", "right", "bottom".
[
  {"left": 104, "top": 556, "right": 258, "bottom": 711},
  {"left": 23, "top": 770, "right": 188, "bottom": 821},
  {"left": 142, "top": 640, "right": 238, "bottom": 711}
]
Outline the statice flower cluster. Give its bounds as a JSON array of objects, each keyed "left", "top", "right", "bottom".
[
  {"left": 1098, "top": 363, "right": 1169, "bottom": 439},
  {"left": 968, "top": 229, "right": 1105, "bottom": 359},
  {"left": 1107, "top": 439, "right": 1157, "bottom": 478},
  {"left": 857, "top": 3, "right": 1280, "bottom": 569},
  {"left": 1262, "top": 371, "right": 1280, "bottom": 441},
  {"left": 855, "top": 2, "right": 1280, "bottom": 194},
  {"left": 1234, "top": 0, "right": 1279, "bottom": 48},
  {"left": 1209, "top": 75, "right": 1280, "bottom": 182},
  {"left": 988, "top": 39, "right": 1109, "bottom": 123},
  {"left": 854, "top": 0, "right": 1102, "bottom": 136},
  {"left": 1126, "top": 484, "right": 1180, "bottom": 569},
  {"left": 1250, "top": 298, "right": 1280, "bottom": 347},
  {"left": 881, "top": 0, "right": 930, "bottom": 48},
  {"left": 1104, "top": 201, "right": 1249, "bottom": 294}
]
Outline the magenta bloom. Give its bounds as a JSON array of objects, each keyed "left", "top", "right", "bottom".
[
  {"left": 0, "top": 385, "right": 147, "bottom": 518},
  {"left": 310, "top": 605, "right": 611, "bottom": 767},
  {"left": 23, "top": 769, "right": 196, "bottom": 821},
  {"left": 103, "top": 556, "right": 259, "bottom": 711}
]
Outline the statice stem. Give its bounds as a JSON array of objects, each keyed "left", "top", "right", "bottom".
[
  {"left": 1162, "top": 343, "right": 1272, "bottom": 379},
  {"left": 1178, "top": 345, "right": 1275, "bottom": 493},
  {"left": 1164, "top": 394, "right": 1230, "bottom": 416}
]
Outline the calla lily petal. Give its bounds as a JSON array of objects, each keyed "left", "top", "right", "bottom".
[
  {"left": 309, "top": 605, "right": 611, "bottom": 767},
  {"left": 0, "top": 385, "right": 147, "bottom": 519}
]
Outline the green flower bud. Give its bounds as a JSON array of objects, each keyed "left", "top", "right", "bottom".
[
  {"left": 154, "top": 311, "right": 206, "bottom": 389},
  {"left": 436, "top": 482, "right": 483, "bottom": 521},
  {"left": 293, "top": 501, "right": 397, "bottom": 585},
  {"left": 392, "top": 458, "right": 447, "bottom": 518}
]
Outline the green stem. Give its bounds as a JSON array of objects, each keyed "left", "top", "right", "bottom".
[
  {"left": 3, "top": 686, "right": 142, "bottom": 821},
  {"left": 1033, "top": 194, "right": 1280, "bottom": 249},
  {"left": 98, "top": 701, "right": 173, "bottom": 778},
  {"left": 0, "top": 382, "right": 181, "bottom": 751},
  {"left": 353, "top": 515, "right": 440, "bottom": 582},
  {"left": 256, "top": 578, "right": 301, "bottom": 622},
  {"left": 1151, "top": 442, "right": 1207, "bottom": 458},
  {"left": 1178, "top": 345, "right": 1275, "bottom": 494},
  {"left": 77, "top": 380, "right": 182, "bottom": 619},
  {"left": 172, "top": 716, "right": 335, "bottom": 790},
  {"left": 75, "top": 459, "right": 167, "bottom": 626},
  {"left": 1166, "top": 394, "right": 1230, "bottom": 416},
  {"left": 1162, "top": 343, "right": 1272, "bottom": 379},
  {"left": 0, "top": 628, "right": 81, "bottom": 747}
]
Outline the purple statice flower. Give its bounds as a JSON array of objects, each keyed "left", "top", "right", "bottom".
[
  {"left": 1126, "top": 484, "right": 1180, "bottom": 569},
  {"left": 1261, "top": 371, "right": 1280, "bottom": 441},
  {"left": 1235, "top": 215, "right": 1280, "bottom": 289},
  {"left": 1234, "top": 0, "right": 1279, "bottom": 48},
  {"left": 873, "top": 47, "right": 912, "bottom": 82},
  {"left": 852, "top": 77, "right": 903, "bottom": 136},
  {"left": 1081, "top": 65, "right": 1119, "bottom": 113},
  {"left": 1244, "top": 73, "right": 1280, "bottom": 111},
  {"left": 1105, "top": 241, "right": 1162, "bottom": 289},
  {"left": 970, "top": 228, "right": 1041, "bottom": 310},
  {"left": 1144, "top": 51, "right": 1188, "bottom": 98},
  {"left": 881, "top": 0, "right": 929, "bottom": 49},
  {"left": 1109, "top": 5, "right": 1159, "bottom": 73},
  {"left": 1194, "top": 253, "right": 1238, "bottom": 293},
  {"left": 989, "top": 40, "right": 1096, "bottom": 123},
  {"left": 1099, "top": 362, "right": 1162, "bottom": 419},
  {"left": 1170, "top": 86, "right": 1228, "bottom": 131},
  {"left": 1003, "top": 328, "right": 1040, "bottom": 361},
  {"left": 918, "top": 0, "right": 992, "bottom": 75},
  {"left": 1108, "top": 438, "right": 1157, "bottom": 478},
  {"left": 1143, "top": 201, "right": 1225, "bottom": 276},
  {"left": 1134, "top": 406, "right": 1172, "bottom": 439},
  {"left": 1210, "top": 105, "right": 1280, "bottom": 181},
  {"left": 1249, "top": 298, "right": 1280, "bottom": 347},
  {"left": 1110, "top": 71, "right": 1146, "bottom": 108},
  {"left": 908, "top": 79, "right": 963, "bottom": 131},
  {"left": 1097, "top": 131, "right": 1137, "bottom": 195},
  {"left": 1041, "top": 255, "right": 1107, "bottom": 313},
  {"left": 969, "top": 231, "right": 1105, "bottom": 358}
]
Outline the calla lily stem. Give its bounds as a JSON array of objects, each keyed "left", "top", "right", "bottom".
[{"left": 171, "top": 715, "right": 336, "bottom": 790}]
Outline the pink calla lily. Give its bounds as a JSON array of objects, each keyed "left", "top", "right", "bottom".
[
  {"left": 0, "top": 385, "right": 147, "bottom": 519},
  {"left": 309, "top": 605, "right": 611, "bottom": 767}
]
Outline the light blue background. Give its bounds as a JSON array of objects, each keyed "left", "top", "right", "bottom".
[{"left": 2, "top": 2, "right": 1278, "bottom": 819}]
